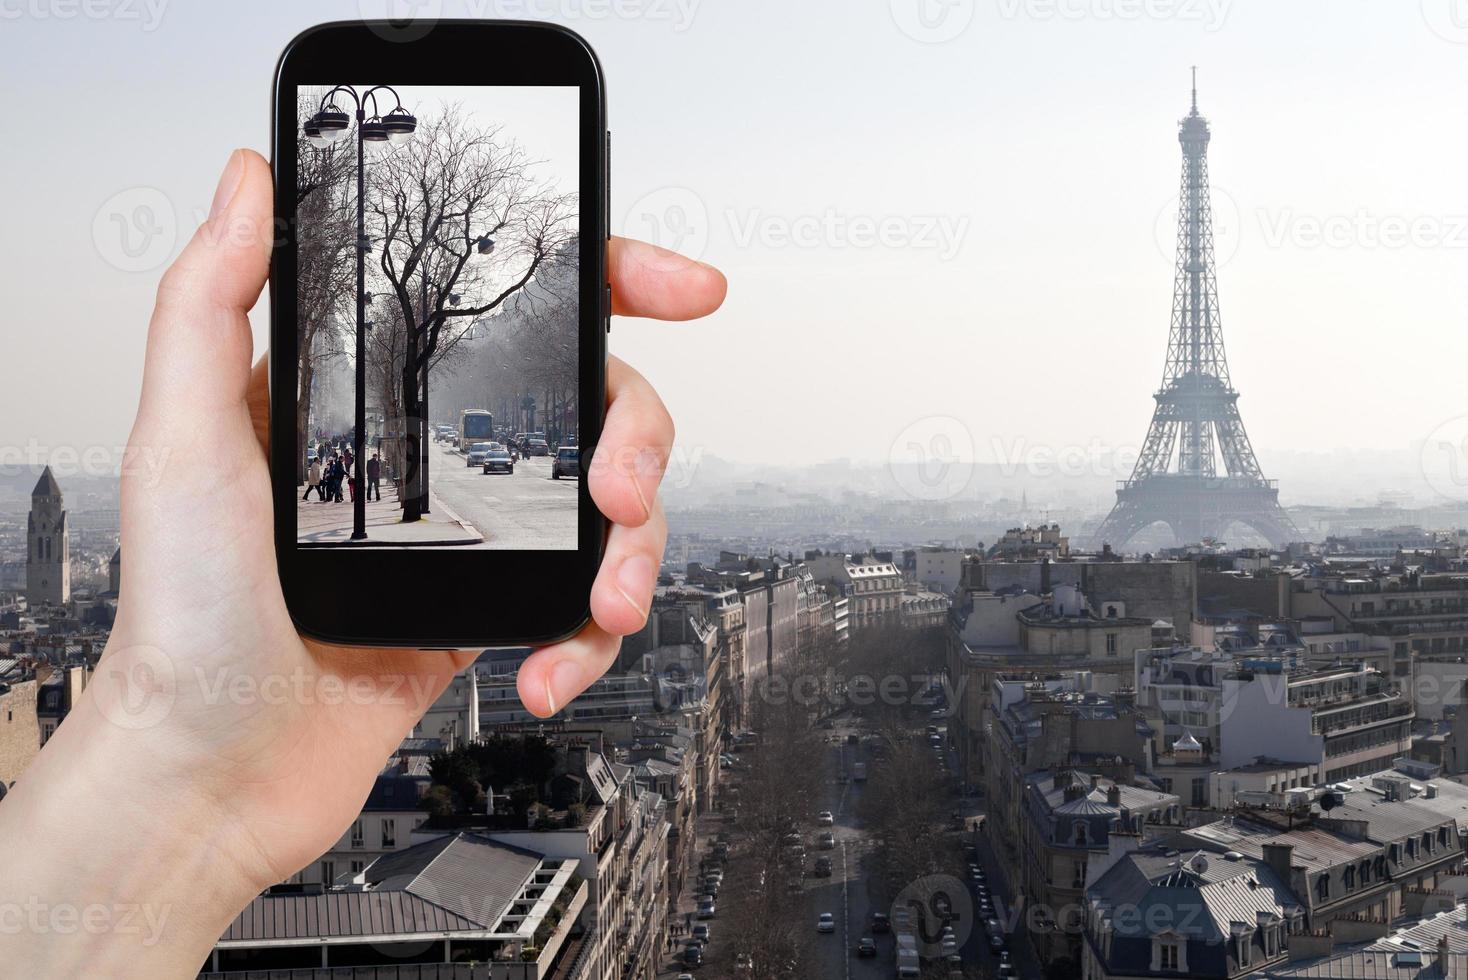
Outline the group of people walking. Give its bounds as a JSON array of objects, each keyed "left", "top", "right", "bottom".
[{"left": 302, "top": 441, "right": 382, "bottom": 504}]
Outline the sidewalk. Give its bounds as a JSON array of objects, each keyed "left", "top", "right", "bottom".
[{"left": 296, "top": 482, "right": 483, "bottom": 547}]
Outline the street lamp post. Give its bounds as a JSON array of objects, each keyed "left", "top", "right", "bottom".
[{"left": 304, "top": 85, "right": 416, "bottom": 541}]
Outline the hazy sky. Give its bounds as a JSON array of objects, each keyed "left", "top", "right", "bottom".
[{"left": 5, "top": 0, "right": 1468, "bottom": 477}]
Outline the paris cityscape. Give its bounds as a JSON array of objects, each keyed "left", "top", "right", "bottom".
[{"left": 9, "top": 16, "right": 1468, "bottom": 980}]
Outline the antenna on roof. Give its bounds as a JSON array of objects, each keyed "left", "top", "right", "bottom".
[{"left": 1190, "top": 66, "right": 1198, "bottom": 113}]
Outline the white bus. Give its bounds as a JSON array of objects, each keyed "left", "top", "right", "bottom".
[{"left": 458, "top": 410, "right": 494, "bottom": 452}]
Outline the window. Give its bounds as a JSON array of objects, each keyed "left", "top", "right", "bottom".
[
  {"left": 1343, "top": 866, "right": 1355, "bottom": 890},
  {"left": 1360, "top": 859, "right": 1371, "bottom": 884},
  {"left": 1159, "top": 942, "right": 1180, "bottom": 970},
  {"left": 1440, "top": 827, "right": 1451, "bottom": 847},
  {"left": 350, "top": 860, "right": 364, "bottom": 874},
  {"left": 1191, "top": 777, "right": 1207, "bottom": 806},
  {"left": 351, "top": 819, "right": 364, "bottom": 848},
  {"left": 1422, "top": 832, "right": 1433, "bottom": 854},
  {"left": 321, "top": 860, "right": 335, "bottom": 882},
  {"left": 382, "top": 818, "right": 396, "bottom": 848},
  {"left": 1316, "top": 874, "right": 1330, "bottom": 901},
  {"left": 1238, "top": 934, "right": 1252, "bottom": 967}
]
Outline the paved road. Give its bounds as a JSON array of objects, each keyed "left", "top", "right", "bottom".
[
  {"left": 799, "top": 717, "right": 891, "bottom": 980},
  {"left": 427, "top": 440, "right": 578, "bottom": 550}
]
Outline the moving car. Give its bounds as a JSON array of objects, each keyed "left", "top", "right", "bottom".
[
  {"left": 816, "top": 810, "right": 834, "bottom": 826},
  {"left": 466, "top": 442, "right": 494, "bottom": 467},
  {"left": 816, "top": 913, "right": 835, "bottom": 933},
  {"left": 812, "top": 857, "right": 833, "bottom": 877},
  {"left": 481, "top": 446, "right": 515, "bottom": 474},
  {"left": 871, "top": 912, "right": 890, "bottom": 933},
  {"left": 526, "top": 437, "right": 550, "bottom": 457},
  {"left": 551, "top": 444, "right": 579, "bottom": 479},
  {"left": 856, "top": 937, "right": 877, "bottom": 957},
  {"left": 817, "top": 831, "right": 835, "bottom": 850}
]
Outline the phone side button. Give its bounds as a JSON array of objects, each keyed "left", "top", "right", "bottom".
[{"left": 604, "top": 282, "right": 612, "bottom": 333}]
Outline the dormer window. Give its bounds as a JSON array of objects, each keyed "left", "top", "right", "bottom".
[{"left": 1316, "top": 874, "right": 1330, "bottom": 901}]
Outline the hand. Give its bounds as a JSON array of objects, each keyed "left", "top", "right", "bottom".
[{"left": 0, "top": 149, "right": 724, "bottom": 977}]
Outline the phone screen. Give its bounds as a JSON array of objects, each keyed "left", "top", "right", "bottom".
[{"left": 293, "top": 83, "right": 580, "bottom": 553}]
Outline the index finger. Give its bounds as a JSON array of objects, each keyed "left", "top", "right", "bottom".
[{"left": 609, "top": 236, "right": 726, "bottom": 320}]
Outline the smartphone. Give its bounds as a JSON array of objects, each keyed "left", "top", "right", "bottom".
[{"left": 270, "top": 20, "right": 608, "bottom": 647}]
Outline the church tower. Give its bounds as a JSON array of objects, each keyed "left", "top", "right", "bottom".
[{"left": 26, "top": 467, "right": 70, "bottom": 607}]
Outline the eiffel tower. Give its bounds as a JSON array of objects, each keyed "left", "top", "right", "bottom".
[{"left": 1090, "top": 72, "right": 1297, "bottom": 552}]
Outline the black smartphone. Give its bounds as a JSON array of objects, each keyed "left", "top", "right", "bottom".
[{"left": 269, "top": 20, "right": 608, "bottom": 647}]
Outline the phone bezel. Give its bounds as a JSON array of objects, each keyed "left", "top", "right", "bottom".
[{"left": 270, "top": 20, "right": 607, "bottom": 648}]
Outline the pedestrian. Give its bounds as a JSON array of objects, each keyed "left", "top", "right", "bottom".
[
  {"left": 302, "top": 459, "right": 323, "bottom": 502},
  {"left": 366, "top": 452, "right": 381, "bottom": 501},
  {"left": 329, "top": 455, "right": 345, "bottom": 503}
]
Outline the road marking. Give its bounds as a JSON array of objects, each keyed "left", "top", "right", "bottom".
[{"left": 841, "top": 839, "right": 851, "bottom": 980}]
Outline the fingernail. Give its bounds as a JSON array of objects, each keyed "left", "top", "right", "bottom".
[
  {"left": 616, "top": 555, "right": 654, "bottom": 618},
  {"left": 210, "top": 149, "right": 245, "bottom": 221},
  {"left": 548, "top": 660, "right": 582, "bottom": 715}
]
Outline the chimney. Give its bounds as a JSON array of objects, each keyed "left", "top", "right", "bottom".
[
  {"left": 1055, "top": 771, "right": 1073, "bottom": 791},
  {"left": 1438, "top": 933, "right": 1451, "bottom": 961},
  {"left": 1064, "top": 784, "right": 1086, "bottom": 803},
  {"left": 1107, "top": 784, "right": 1122, "bottom": 807},
  {"left": 1262, "top": 842, "right": 1295, "bottom": 883}
]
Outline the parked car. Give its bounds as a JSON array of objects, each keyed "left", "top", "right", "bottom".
[
  {"left": 682, "top": 944, "right": 703, "bottom": 967},
  {"left": 816, "top": 810, "right": 834, "bottom": 826},
  {"left": 551, "top": 444, "right": 579, "bottom": 478},
  {"left": 696, "top": 898, "right": 716, "bottom": 919},
  {"left": 817, "top": 831, "right": 835, "bottom": 850},
  {"left": 812, "top": 857, "right": 833, "bottom": 877},
  {"left": 481, "top": 446, "right": 515, "bottom": 474},
  {"left": 816, "top": 913, "right": 835, "bottom": 933},
  {"left": 692, "top": 924, "right": 710, "bottom": 944}
]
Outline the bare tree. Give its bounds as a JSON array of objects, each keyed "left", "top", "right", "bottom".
[
  {"left": 294, "top": 89, "right": 357, "bottom": 483},
  {"left": 367, "top": 105, "right": 576, "bottom": 521}
]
